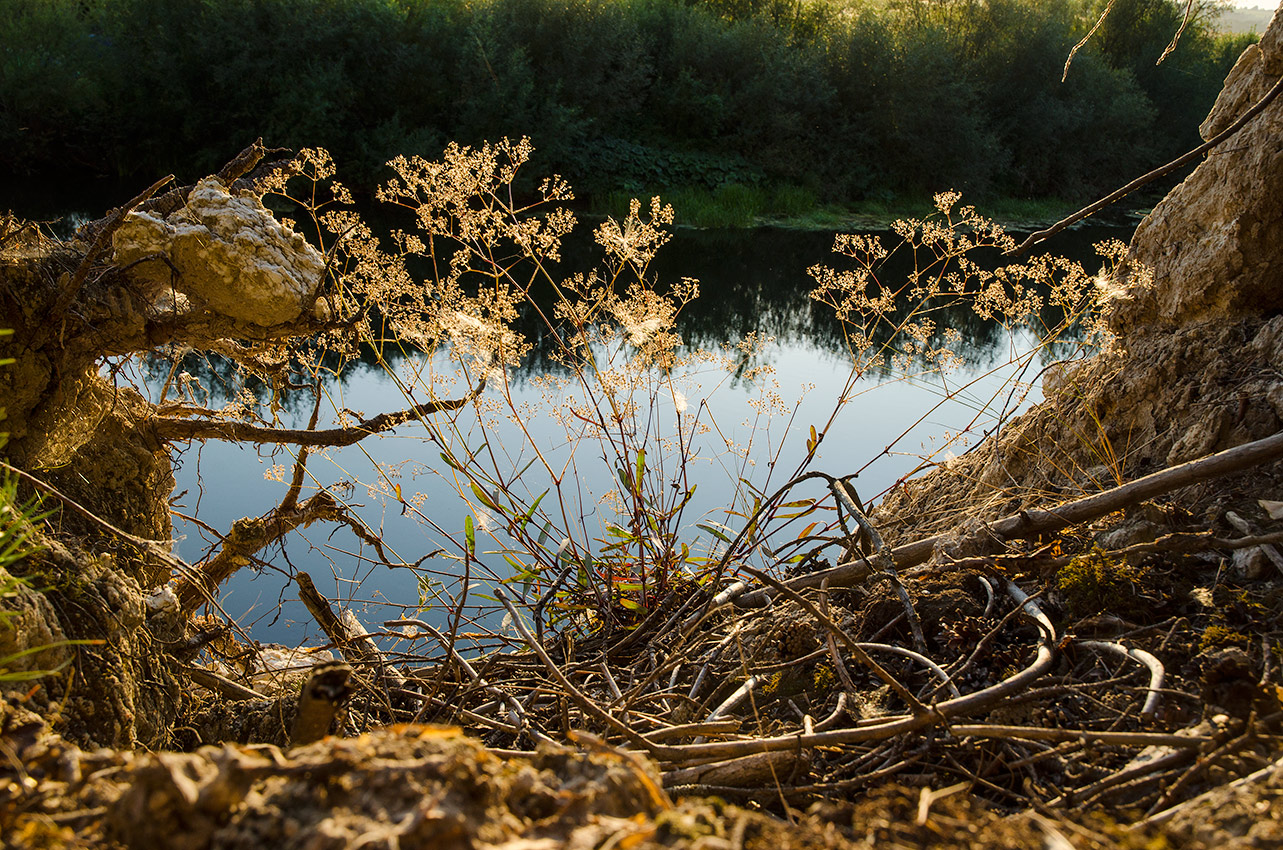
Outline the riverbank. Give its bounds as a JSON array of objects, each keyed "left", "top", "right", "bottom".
[{"left": 6, "top": 8, "right": 1283, "bottom": 845}]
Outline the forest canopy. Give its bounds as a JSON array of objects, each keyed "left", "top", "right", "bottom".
[{"left": 0, "top": 0, "right": 1256, "bottom": 209}]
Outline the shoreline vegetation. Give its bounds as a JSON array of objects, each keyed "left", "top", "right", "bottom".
[{"left": 2, "top": 0, "right": 1256, "bottom": 222}]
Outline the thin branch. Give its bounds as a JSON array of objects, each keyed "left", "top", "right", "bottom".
[
  {"left": 175, "top": 492, "right": 342, "bottom": 612},
  {"left": 1011, "top": 73, "right": 1283, "bottom": 255},
  {"left": 1063, "top": 0, "right": 1118, "bottom": 81},
  {"left": 153, "top": 377, "right": 485, "bottom": 447},
  {"left": 1157, "top": 0, "right": 1197, "bottom": 66},
  {"left": 1077, "top": 640, "right": 1165, "bottom": 718}
]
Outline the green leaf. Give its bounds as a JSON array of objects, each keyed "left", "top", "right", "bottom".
[
  {"left": 464, "top": 514, "right": 475, "bottom": 558},
  {"left": 470, "top": 482, "right": 502, "bottom": 512},
  {"left": 518, "top": 489, "right": 549, "bottom": 531},
  {"left": 697, "top": 522, "right": 734, "bottom": 544}
]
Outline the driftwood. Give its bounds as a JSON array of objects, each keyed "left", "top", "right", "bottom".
[
  {"left": 182, "top": 664, "right": 267, "bottom": 702},
  {"left": 296, "top": 571, "right": 406, "bottom": 695}
]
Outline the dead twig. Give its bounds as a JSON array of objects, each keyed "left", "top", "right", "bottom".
[{"left": 1077, "top": 640, "right": 1165, "bottom": 718}]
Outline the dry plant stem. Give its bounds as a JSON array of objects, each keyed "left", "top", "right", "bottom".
[
  {"left": 1157, "top": 0, "right": 1198, "bottom": 65},
  {"left": 182, "top": 664, "right": 267, "bottom": 702},
  {"left": 493, "top": 586, "right": 662, "bottom": 754},
  {"left": 738, "top": 430, "right": 1283, "bottom": 607},
  {"left": 1013, "top": 73, "right": 1283, "bottom": 254},
  {"left": 1062, "top": 0, "right": 1117, "bottom": 81},
  {"left": 689, "top": 626, "right": 741, "bottom": 699},
  {"left": 1077, "top": 640, "right": 1165, "bottom": 717},
  {"left": 738, "top": 564, "right": 932, "bottom": 716},
  {"left": 395, "top": 691, "right": 521, "bottom": 735}
]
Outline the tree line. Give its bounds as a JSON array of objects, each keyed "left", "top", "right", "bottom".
[{"left": 1, "top": 0, "right": 1255, "bottom": 210}]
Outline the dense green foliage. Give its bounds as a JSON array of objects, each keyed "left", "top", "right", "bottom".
[{"left": 0, "top": 0, "right": 1255, "bottom": 208}]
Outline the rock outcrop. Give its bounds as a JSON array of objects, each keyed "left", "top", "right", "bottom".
[{"left": 112, "top": 176, "right": 326, "bottom": 326}]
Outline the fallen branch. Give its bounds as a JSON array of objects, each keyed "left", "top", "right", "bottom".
[
  {"left": 182, "top": 664, "right": 267, "bottom": 702},
  {"left": 735, "top": 430, "right": 1283, "bottom": 608}
]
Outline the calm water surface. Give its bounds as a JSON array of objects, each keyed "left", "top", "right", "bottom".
[{"left": 153, "top": 223, "right": 1126, "bottom": 646}]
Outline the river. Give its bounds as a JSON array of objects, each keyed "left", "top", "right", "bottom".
[{"left": 141, "top": 220, "right": 1131, "bottom": 647}]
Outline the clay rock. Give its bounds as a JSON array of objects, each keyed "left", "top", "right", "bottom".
[
  {"left": 112, "top": 177, "right": 325, "bottom": 326},
  {"left": 1116, "top": 6, "right": 1283, "bottom": 333}
]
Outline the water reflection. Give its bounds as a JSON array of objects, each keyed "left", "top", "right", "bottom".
[{"left": 154, "top": 223, "right": 1126, "bottom": 646}]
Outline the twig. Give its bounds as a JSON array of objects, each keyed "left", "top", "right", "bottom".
[
  {"left": 1135, "top": 752, "right": 1283, "bottom": 829},
  {"left": 1145, "top": 725, "right": 1259, "bottom": 815},
  {"left": 154, "top": 377, "right": 485, "bottom": 447},
  {"left": 1062, "top": 0, "right": 1117, "bottom": 81},
  {"left": 702, "top": 676, "right": 761, "bottom": 726},
  {"left": 1156, "top": 0, "right": 1197, "bottom": 66},
  {"left": 47, "top": 172, "right": 175, "bottom": 327},
  {"left": 833, "top": 479, "right": 928, "bottom": 653},
  {"left": 948, "top": 725, "right": 1211, "bottom": 748},
  {"left": 857, "top": 642, "right": 961, "bottom": 699},
  {"left": 384, "top": 619, "right": 527, "bottom": 730},
  {"left": 295, "top": 571, "right": 406, "bottom": 696},
  {"left": 493, "top": 586, "right": 661, "bottom": 754},
  {"left": 176, "top": 493, "right": 343, "bottom": 612},
  {"left": 182, "top": 664, "right": 267, "bottom": 702},
  {"left": 1077, "top": 640, "right": 1165, "bottom": 718},
  {"left": 642, "top": 719, "right": 744, "bottom": 743},
  {"left": 738, "top": 564, "right": 934, "bottom": 717},
  {"left": 1049, "top": 747, "right": 1194, "bottom": 808}
]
